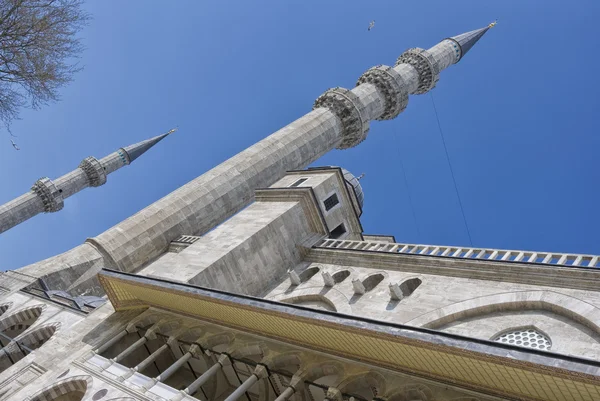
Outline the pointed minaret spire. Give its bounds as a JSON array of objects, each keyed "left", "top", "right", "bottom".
[
  {"left": 447, "top": 22, "right": 496, "bottom": 62},
  {"left": 123, "top": 128, "right": 176, "bottom": 163},
  {"left": 0, "top": 129, "right": 175, "bottom": 234}
]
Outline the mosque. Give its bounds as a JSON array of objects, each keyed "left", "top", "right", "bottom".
[{"left": 0, "top": 22, "right": 599, "bottom": 401}]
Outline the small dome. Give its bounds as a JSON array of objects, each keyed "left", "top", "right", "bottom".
[{"left": 340, "top": 168, "right": 364, "bottom": 210}]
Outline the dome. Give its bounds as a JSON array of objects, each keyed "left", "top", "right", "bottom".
[{"left": 340, "top": 168, "right": 364, "bottom": 210}]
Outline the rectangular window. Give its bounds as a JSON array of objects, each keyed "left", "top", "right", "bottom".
[
  {"left": 290, "top": 178, "right": 308, "bottom": 187},
  {"left": 330, "top": 223, "right": 347, "bottom": 239},
  {"left": 323, "top": 193, "right": 339, "bottom": 211}
]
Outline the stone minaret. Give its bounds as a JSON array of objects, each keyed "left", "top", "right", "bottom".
[
  {"left": 0, "top": 130, "right": 175, "bottom": 234},
  {"left": 14, "top": 25, "right": 493, "bottom": 290}
]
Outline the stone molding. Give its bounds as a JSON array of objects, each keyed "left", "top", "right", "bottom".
[
  {"left": 267, "top": 287, "right": 353, "bottom": 315},
  {"left": 79, "top": 156, "right": 107, "bottom": 187},
  {"left": 313, "top": 87, "right": 370, "bottom": 149},
  {"left": 254, "top": 187, "right": 329, "bottom": 235},
  {"left": 395, "top": 48, "right": 440, "bottom": 95},
  {"left": 31, "top": 177, "right": 64, "bottom": 213},
  {"left": 357, "top": 65, "right": 408, "bottom": 120},
  {"left": 308, "top": 247, "right": 600, "bottom": 292},
  {"left": 405, "top": 290, "right": 600, "bottom": 334}
]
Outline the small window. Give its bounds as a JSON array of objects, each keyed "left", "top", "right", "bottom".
[
  {"left": 290, "top": 178, "right": 308, "bottom": 187},
  {"left": 330, "top": 223, "right": 346, "bottom": 239},
  {"left": 323, "top": 193, "right": 339, "bottom": 211}
]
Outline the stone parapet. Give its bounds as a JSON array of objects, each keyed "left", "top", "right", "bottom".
[
  {"left": 31, "top": 177, "right": 64, "bottom": 213},
  {"left": 357, "top": 65, "right": 408, "bottom": 120},
  {"left": 396, "top": 48, "right": 440, "bottom": 94},
  {"left": 78, "top": 157, "right": 107, "bottom": 187},
  {"left": 314, "top": 87, "right": 370, "bottom": 149}
]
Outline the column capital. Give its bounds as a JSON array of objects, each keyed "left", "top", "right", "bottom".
[
  {"left": 31, "top": 177, "right": 63, "bottom": 212},
  {"left": 357, "top": 65, "right": 408, "bottom": 120},
  {"left": 218, "top": 353, "right": 232, "bottom": 366},
  {"left": 79, "top": 156, "right": 107, "bottom": 187},
  {"left": 326, "top": 387, "right": 343, "bottom": 401},
  {"left": 396, "top": 48, "right": 440, "bottom": 94},
  {"left": 253, "top": 363, "right": 270, "bottom": 379},
  {"left": 314, "top": 87, "right": 370, "bottom": 149}
]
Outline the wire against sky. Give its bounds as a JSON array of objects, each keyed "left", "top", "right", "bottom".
[
  {"left": 430, "top": 92, "right": 474, "bottom": 247},
  {"left": 394, "top": 134, "right": 422, "bottom": 241}
]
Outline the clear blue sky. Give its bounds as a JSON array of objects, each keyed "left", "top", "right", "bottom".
[{"left": 1, "top": 1, "right": 599, "bottom": 271}]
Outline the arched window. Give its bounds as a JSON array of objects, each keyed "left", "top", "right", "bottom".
[
  {"left": 493, "top": 327, "right": 551, "bottom": 351},
  {"left": 0, "top": 322, "right": 59, "bottom": 373},
  {"left": 29, "top": 376, "right": 91, "bottom": 401},
  {"left": 0, "top": 302, "right": 12, "bottom": 317},
  {"left": 362, "top": 274, "right": 385, "bottom": 292},
  {"left": 399, "top": 278, "right": 422, "bottom": 297},
  {"left": 332, "top": 270, "right": 350, "bottom": 284},
  {"left": 283, "top": 295, "right": 337, "bottom": 312},
  {"left": 299, "top": 267, "right": 320, "bottom": 283},
  {"left": 0, "top": 304, "right": 44, "bottom": 347}
]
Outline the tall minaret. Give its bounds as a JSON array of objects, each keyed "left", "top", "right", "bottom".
[
  {"left": 17, "top": 25, "right": 493, "bottom": 288},
  {"left": 0, "top": 129, "right": 175, "bottom": 234}
]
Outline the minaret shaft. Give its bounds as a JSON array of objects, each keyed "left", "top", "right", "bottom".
[
  {"left": 15, "top": 25, "right": 491, "bottom": 287},
  {"left": 0, "top": 132, "right": 172, "bottom": 234},
  {"left": 90, "top": 31, "right": 486, "bottom": 271}
]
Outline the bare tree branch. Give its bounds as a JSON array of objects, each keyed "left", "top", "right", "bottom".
[{"left": 0, "top": 0, "right": 89, "bottom": 127}]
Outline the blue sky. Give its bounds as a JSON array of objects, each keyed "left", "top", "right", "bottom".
[{"left": 1, "top": 1, "right": 599, "bottom": 271}]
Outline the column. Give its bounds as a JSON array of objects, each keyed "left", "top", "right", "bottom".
[
  {"left": 114, "top": 336, "right": 147, "bottom": 362},
  {"left": 224, "top": 364, "right": 269, "bottom": 401},
  {"left": 274, "top": 386, "right": 295, "bottom": 401},
  {"left": 95, "top": 330, "right": 128, "bottom": 354},
  {"left": 184, "top": 354, "right": 229, "bottom": 395},
  {"left": 157, "top": 351, "right": 192, "bottom": 382}
]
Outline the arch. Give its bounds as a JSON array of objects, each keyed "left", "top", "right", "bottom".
[
  {"left": 0, "top": 304, "right": 45, "bottom": 332},
  {"left": 332, "top": 270, "right": 350, "bottom": 284},
  {"left": 16, "top": 322, "right": 60, "bottom": 349},
  {"left": 0, "top": 323, "right": 60, "bottom": 373},
  {"left": 175, "top": 325, "right": 205, "bottom": 343},
  {"left": 299, "top": 267, "right": 320, "bottom": 283},
  {"left": 386, "top": 384, "right": 433, "bottom": 401},
  {"left": 257, "top": 352, "right": 304, "bottom": 401},
  {"left": 126, "top": 312, "right": 165, "bottom": 332},
  {"left": 150, "top": 319, "right": 181, "bottom": 337},
  {"left": 0, "top": 304, "right": 46, "bottom": 346},
  {"left": 29, "top": 375, "right": 92, "bottom": 401},
  {"left": 298, "top": 361, "right": 344, "bottom": 401},
  {"left": 0, "top": 302, "right": 12, "bottom": 316},
  {"left": 283, "top": 295, "right": 337, "bottom": 312},
  {"left": 269, "top": 287, "right": 353, "bottom": 315},
  {"left": 406, "top": 291, "right": 600, "bottom": 335},
  {"left": 362, "top": 274, "right": 385, "bottom": 292},
  {"left": 398, "top": 278, "right": 422, "bottom": 297},
  {"left": 492, "top": 325, "right": 552, "bottom": 351},
  {"left": 106, "top": 399, "right": 137, "bottom": 401},
  {"left": 337, "top": 371, "right": 387, "bottom": 400}
]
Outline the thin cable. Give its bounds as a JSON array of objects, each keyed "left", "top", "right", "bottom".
[
  {"left": 394, "top": 135, "right": 422, "bottom": 241},
  {"left": 430, "top": 92, "right": 473, "bottom": 246}
]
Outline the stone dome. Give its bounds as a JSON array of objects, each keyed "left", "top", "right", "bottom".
[{"left": 340, "top": 168, "right": 364, "bottom": 210}]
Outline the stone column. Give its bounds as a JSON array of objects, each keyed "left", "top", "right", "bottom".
[
  {"left": 113, "top": 336, "right": 148, "bottom": 362},
  {"left": 223, "top": 364, "right": 268, "bottom": 401},
  {"left": 157, "top": 352, "right": 192, "bottom": 382},
  {"left": 184, "top": 354, "right": 230, "bottom": 396},
  {"left": 95, "top": 330, "right": 128, "bottom": 354},
  {"left": 274, "top": 386, "right": 295, "bottom": 401}
]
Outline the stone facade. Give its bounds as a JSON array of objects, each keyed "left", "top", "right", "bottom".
[{"left": 3, "top": 22, "right": 599, "bottom": 401}]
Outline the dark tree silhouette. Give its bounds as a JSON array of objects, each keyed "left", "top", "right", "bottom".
[{"left": 0, "top": 0, "right": 89, "bottom": 128}]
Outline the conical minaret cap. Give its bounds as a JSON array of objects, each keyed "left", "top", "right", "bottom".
[
  {"left": 123, "top": 128, "right": 176, "bottom": 163},
  {"left": 448, "top": 24, "right": 492, "bottom": 61}
]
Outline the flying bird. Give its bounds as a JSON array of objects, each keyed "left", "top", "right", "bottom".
[
  {"left": 368, "top": 20, "right": 375, "bottom": 31},
  {"left": 10, "top": 139, "right": 19, "bottom": 150}
]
